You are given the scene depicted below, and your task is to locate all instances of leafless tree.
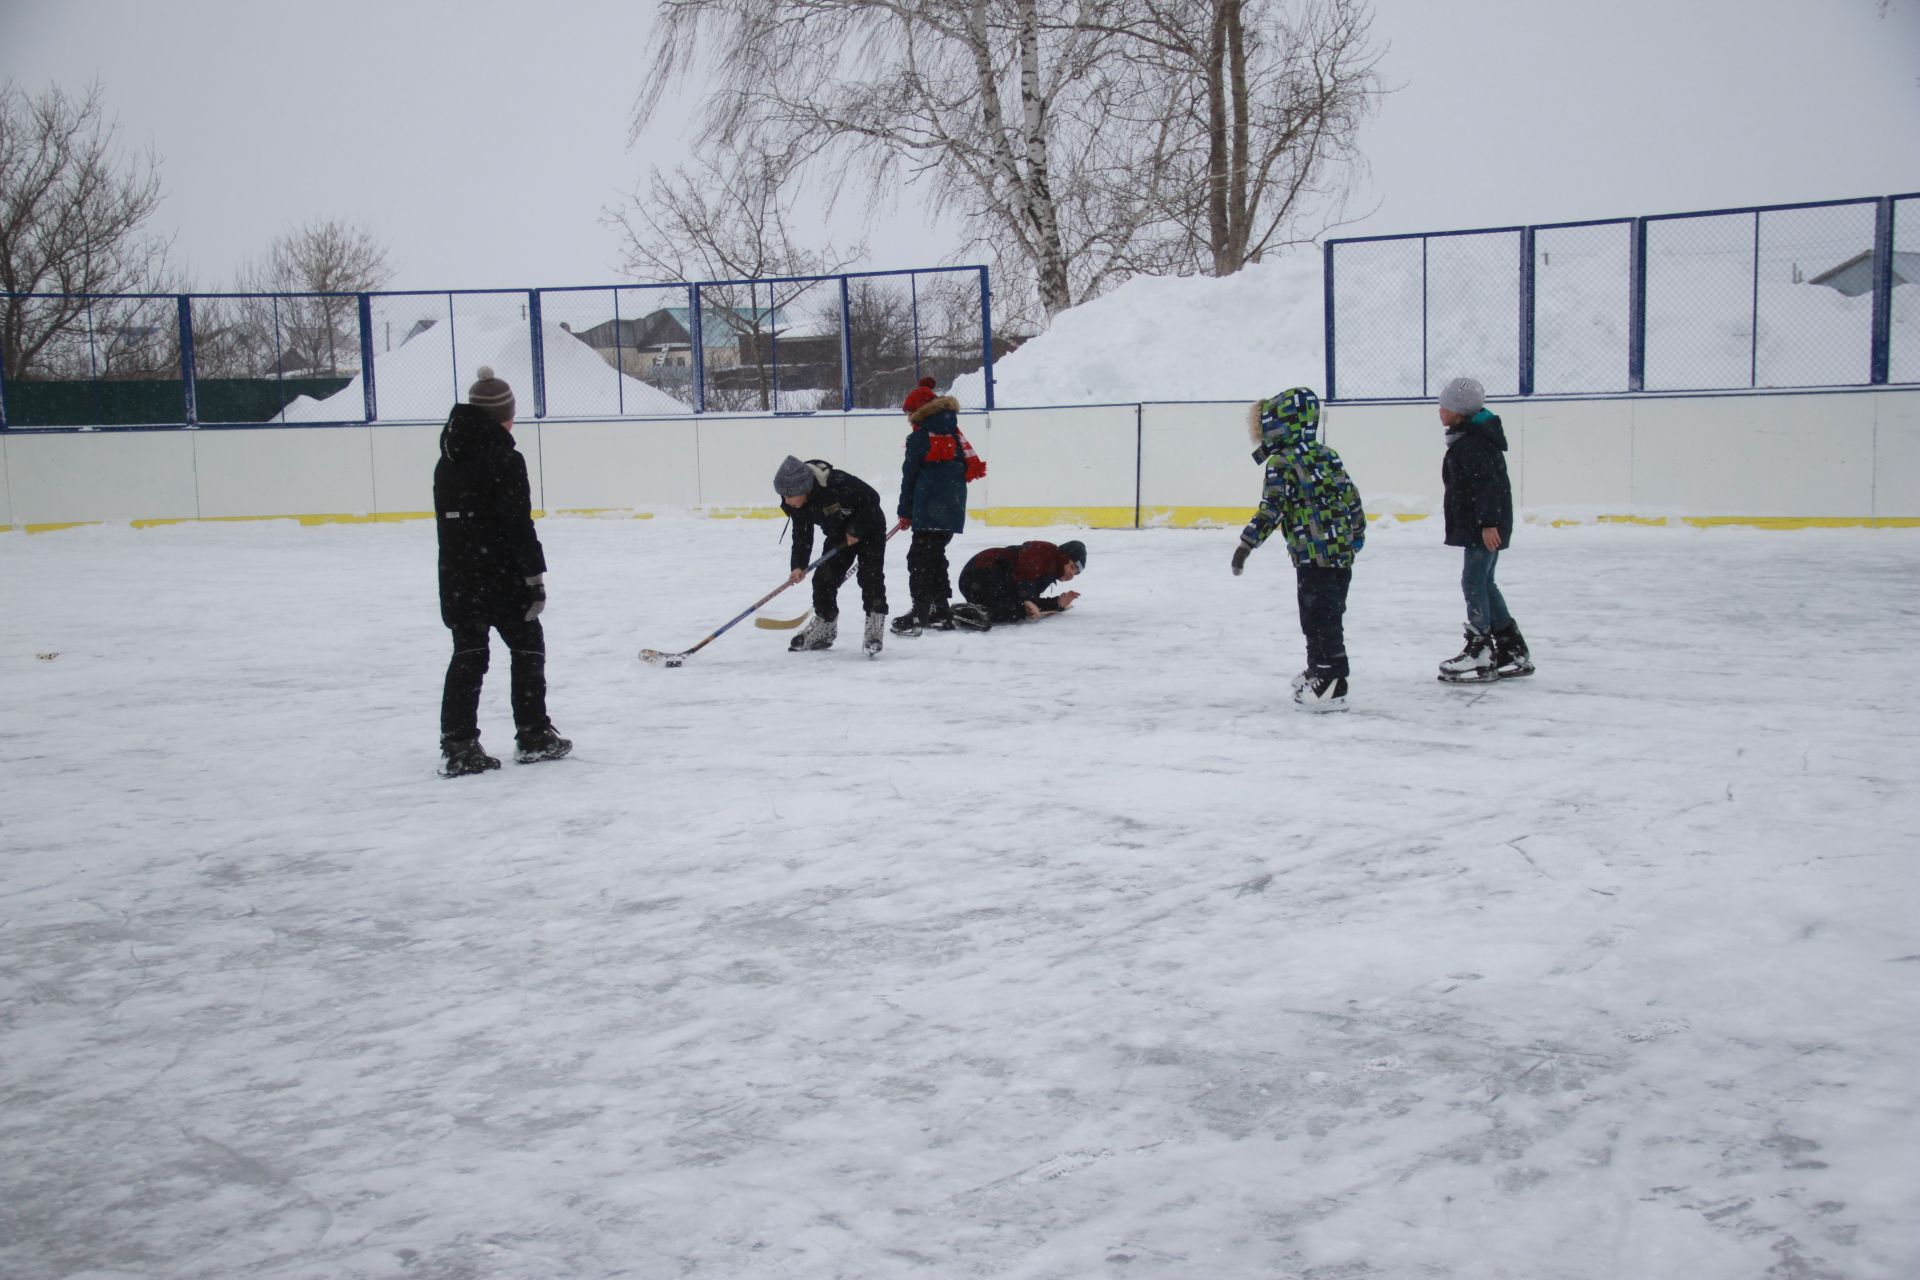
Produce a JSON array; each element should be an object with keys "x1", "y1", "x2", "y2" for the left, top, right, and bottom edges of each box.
[
  {"x1": 235, "y1": 218, "x2": 394, "y2": 375},
  {"x1": 635, "y1": 0, "x2": 1380, "y2": 320},
  {"x1": 1096, "y1": 0, "x2": 1383, "y2": 275},
  {"x1": 609, "y1": 142, "x2": 865, "y2": 409},
  {"x1": 0, "y1": 80, "x2": 173, "y2": 379}
]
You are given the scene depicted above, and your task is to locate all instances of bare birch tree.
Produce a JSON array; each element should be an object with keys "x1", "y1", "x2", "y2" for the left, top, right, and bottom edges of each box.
[
  {"x1": 0, "y1": 80, "x2": 172, "y2": 379},
  {"x1": 1097, "y1": 0, "x2": 1382, "y2": 275},
  {"x1": 635, "y1": 0, "x2": 1379, "y2": 319}
]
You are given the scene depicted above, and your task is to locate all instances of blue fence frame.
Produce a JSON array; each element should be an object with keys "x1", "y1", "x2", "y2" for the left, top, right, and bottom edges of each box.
[
  {"x1": 1324, "y1": 192, "x2": 1919, "y2": 402},
  {"x1": 0, "y1": 265, "x2": 995, "y2": 429}
]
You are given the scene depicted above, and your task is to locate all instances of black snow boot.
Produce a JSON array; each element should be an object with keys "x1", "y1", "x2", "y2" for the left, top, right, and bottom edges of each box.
[
  {"x1": 441, "y1": 735, "x2": 501, "y2": 778},
  {"x1": 515, "y1": 725, "x2": 573, "y2": 764},
  {"x1": 1492, "y1": 622, "x2": 1535, "y2": 679}
]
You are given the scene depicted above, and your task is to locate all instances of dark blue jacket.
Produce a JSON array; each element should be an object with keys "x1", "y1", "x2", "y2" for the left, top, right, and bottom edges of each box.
[
  {"x1": 897, "y1": 396, "x2": 969, "y2": 533},
  {"x1": 1441, "y1": 410, "x2": 1514, "y2": 548}
]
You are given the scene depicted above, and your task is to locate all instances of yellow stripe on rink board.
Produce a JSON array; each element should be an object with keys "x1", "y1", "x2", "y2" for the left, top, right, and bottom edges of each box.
[
  {"x1": 975, "y1": 507, "x2": 1139, "y2": 528},
  {"x1": 10, "y1": 510, "x2": 1918, "y2": 534}
]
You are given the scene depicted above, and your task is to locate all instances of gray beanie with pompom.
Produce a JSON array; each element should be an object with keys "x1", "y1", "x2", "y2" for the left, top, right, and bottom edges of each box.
[{"x1": 467, "y1": 366, "x2": 515, "y2": 423}]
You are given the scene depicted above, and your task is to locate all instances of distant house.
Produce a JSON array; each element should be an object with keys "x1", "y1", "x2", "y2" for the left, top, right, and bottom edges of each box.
[
  {"x1": 1807, "y1": 250, "x2": 1920, "y2": 297},
  {"x1": 565, "y1": 305, "x2": 805, "y2": 375}
]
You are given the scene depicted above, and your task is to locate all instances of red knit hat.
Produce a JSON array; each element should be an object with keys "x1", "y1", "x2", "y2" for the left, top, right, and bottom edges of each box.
[{"x1": 902, "y1": 376, "x2": 938, "y2": 415}]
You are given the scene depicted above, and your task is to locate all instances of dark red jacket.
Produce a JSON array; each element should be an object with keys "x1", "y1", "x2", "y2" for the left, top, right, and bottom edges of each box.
[{"x1": 959, "y1": 541, "x2": 1075, "y2": 622}]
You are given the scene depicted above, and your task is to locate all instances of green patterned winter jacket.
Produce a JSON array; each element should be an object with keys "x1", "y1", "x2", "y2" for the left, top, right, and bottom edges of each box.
[{"x1": 1239, "y1": 388, "x2": 1366, "y2": 569}]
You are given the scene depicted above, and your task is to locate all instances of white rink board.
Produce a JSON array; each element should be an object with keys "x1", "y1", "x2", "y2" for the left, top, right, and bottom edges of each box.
[
  {"x1": 538, "y1": 420, "x2": 700, "y2": 513},
  {"x1": 3, "y1": 389, "x2": 1917, "y2": 527},
  {"x1": 368, "y1": 423, "x2": 445, "y2": 516},
  {"x1": 5, "y1": 430, "x2": 200, "y2": 525},
  {"x1": 194, "y1": 427, "x2": 377, "y2": 521}
]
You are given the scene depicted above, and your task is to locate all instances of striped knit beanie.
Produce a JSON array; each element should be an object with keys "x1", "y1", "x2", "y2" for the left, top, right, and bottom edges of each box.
[{"x1": 468, "y1": 366, "x2": 516, "y2": 424}]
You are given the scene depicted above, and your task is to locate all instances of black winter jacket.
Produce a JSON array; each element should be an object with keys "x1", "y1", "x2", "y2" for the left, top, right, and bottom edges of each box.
[
  {"x1": 1441, "y1": 410, "x2": 1514, "y2": 549},
  {"x1": 787, "y1": 462, "x2": 889, "y2": 572},
  {"x1": 434, "y1": 404, "x2": 547, "y2": 627}
]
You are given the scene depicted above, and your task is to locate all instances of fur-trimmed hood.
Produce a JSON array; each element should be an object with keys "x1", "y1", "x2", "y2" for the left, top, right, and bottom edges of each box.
[
  {"x1": 1248, "y1": 387, "x2": 1321, "y2": 453},
  {"x1": 908, "y1": 394, "x2": 962, "y2": 426}
]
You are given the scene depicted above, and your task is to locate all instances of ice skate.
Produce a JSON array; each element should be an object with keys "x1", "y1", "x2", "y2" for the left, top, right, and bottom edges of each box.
[
  {"x1": 514, "y1": 725, "x2": 573, "y2": 764},
  {"x1": 1290, "y1": 669, "x2": 1311, "y2": 695},
  {"x1": 921, "y1": 598, "x2": 956, "y2": 631},
  {"x1": 440, "y1": 735, "x2": 501, "y2": 778},
  {"x1": 950, "y1": 603, "x2": 992, "y2": 631},
  {"x1": 1437, "y1": 628, "x2": 1496, "y2": 683},
  {"x1": 1294, "y1": 675, "x2": 1349, "y2": 711},
  {"x1": 789, "y1": 615, "x2": 838, "y2": 652},
  {"x1": 890, "y1": 605, "x2": 923, "y2": 637},
  {"x1": 1492, "y1": 622, "x2": 1535, "y2": 679},
  {"x1": 864, "y1": 611, "x2": 886, "y2": 657}
]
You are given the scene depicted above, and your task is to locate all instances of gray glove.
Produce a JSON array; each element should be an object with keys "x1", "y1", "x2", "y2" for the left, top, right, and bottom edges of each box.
[
  {"x1": 1230, "y1": 543, "x2": 1251, "y2": 576},
  {"x1": 524, "y1": 574, "x2": 547, "y2": 621}
]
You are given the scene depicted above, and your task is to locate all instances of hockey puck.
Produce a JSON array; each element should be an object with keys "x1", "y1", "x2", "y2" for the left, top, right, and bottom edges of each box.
[{"x1": 665, "y1": 657, "x2": 683, "y2": 667}]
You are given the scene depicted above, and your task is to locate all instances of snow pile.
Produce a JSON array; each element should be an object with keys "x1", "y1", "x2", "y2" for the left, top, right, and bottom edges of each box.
[
  {"x1": 282, "y1": 312, "x2": 690, "y2": 422},
  {"x1": 952, "y1": 250, "x2": 1326, "y2": 407}
]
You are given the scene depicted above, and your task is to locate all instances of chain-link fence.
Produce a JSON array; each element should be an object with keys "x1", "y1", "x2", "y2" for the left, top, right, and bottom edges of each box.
[
  {"x1": 0, "y1": 266, "x2": 993, "y2": 427},
  {"x1": 1326, "y1": 193, "x2": 1917, "y2": 401}
]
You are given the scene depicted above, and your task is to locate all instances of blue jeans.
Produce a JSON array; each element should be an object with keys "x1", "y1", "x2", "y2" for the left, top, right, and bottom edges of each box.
[{"x1": 1461, "y1": 543, "x2": 1512, "y2": 635}]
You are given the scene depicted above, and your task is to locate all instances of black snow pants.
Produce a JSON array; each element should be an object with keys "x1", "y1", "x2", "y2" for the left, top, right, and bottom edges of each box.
[
  {"x1": 1294, "y1": 564, "x2": 1352, "y2": 680},
  {"x1": 811, "y1": 535, "x2": 888, "y2": 621},
  {"x1": 441, "y1": 615, "x2": 551, "y2": 741},
  {"x1": 906, "y1": 530, "x2": 956, "y2": 606}
]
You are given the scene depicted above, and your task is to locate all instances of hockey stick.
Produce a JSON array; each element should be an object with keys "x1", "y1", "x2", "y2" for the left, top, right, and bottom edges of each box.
[
  {"x1": 752, "y1": 611, "x2": 811, "y2": 630},
  {"x1": 639, "y1": 526, "x2": 900, "y2": 666}
]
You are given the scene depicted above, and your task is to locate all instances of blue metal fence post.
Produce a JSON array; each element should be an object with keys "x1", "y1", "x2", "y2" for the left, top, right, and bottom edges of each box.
[
  {"x1": 528, "y1": 290, "x2": 547, "y2": 418},
  {"x1": 176, "y1": 295, "x2": 198, "y2": 426},
  {"x1": 358, "y1": 294, "x2": 378, "y2": 422},
  {"x1": 1628, "y1": 217, "x2": 1648, "y2": 392},
  {"x1": 688, "y1": 284, "x2": 706, "y2": 414},
  {"x1": 1518, "y1": 228, "x2": 1536, "y2": 397},
  {"x1": 839, "y1": 276, "x2": 854, "y2": 412},
  {"x1": 1322, "y1": 241, "x2": 1337, "y2": 400},
  {"x1": 1869, "y1": 197, "x2": 1895, "y2": 386},
  {"x1": 1749, "y1": 211, "x2": 1761, "y2": 389},
  {"x1": 1420, "y1": 237, "x2": 1430, "y2": 396},
  {"x1": 979, "y1": 267, "x2": 995, "y2": 411}
]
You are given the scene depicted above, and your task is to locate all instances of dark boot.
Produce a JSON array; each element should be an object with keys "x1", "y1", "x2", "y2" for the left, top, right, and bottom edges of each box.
[
  {"x1": 950, "y1": 603, "x2": 992, "y2": 631},
  {"x1": 890, "y1": 603, "x2": 924, "y2": 636},
  {"x1": 1492, "y1": 622, "x2": 1535, "y2": 678},
  {"x1": 922, "y1": 598, "x2": 956, "y2": 631},
  {"x1": 441, "y1": 735, "x2": 501, "y2": 778},
  {"x1": 515, "y1": 725, "x2": 573, "y2": 764}
]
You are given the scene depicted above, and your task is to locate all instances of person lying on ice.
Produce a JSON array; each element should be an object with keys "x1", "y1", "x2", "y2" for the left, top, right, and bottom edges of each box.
[
  {"x1": 951, "y1": 539, "x2": 1087, "y2": 630},
  {"x1": 773, "y1": 455, "x2": 892, "y2": 656}
]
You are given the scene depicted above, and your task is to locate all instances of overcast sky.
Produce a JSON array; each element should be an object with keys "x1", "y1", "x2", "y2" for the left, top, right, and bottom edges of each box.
[{"x1": 2, "y1": 0, "x2": 1915, "y2": 293}]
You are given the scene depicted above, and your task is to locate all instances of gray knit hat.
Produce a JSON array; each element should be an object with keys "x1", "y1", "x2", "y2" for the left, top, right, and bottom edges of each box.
[
  {"x1": 773, "y1": 455, "x2": 816, "y2": 499},
  {"x1": 1438, "y1": 376, "x2": 1485, "y2": 416},
  {"x1": 467, "y1": 366, "x2": 515, "y2": 423}
]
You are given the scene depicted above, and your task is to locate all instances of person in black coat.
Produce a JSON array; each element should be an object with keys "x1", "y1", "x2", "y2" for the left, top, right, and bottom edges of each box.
[
  {"x1": 774, "y1": 455, "x2": 891, "y2": 655},
  {"x1": 952, "y1": 539, "x2": 1086, "y2": 629},
  {"x1": 891, "y1": 376, "x2": 983, "y2": 636},
  {"x1": 1435, "y1": 376, "x2": 1534, "y2": 683},
  {"x1": 434, "y1": 368, "x2": 571, "y2": 775}
]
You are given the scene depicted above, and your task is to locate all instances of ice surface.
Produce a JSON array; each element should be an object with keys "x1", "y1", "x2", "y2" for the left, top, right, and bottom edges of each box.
[{"x1": 2, "y1": 517, "x2": 1917, "y2": 1279}]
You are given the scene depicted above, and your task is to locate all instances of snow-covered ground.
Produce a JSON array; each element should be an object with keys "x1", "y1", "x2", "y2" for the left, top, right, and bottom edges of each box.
[{"x1": 3, "y1": 516, "x2": 1917, "y2": 1280}]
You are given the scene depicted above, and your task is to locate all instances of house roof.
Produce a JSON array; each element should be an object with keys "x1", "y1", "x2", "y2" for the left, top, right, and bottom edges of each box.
[{"x1": 1807, "y1": 249, "x2": 1920, "y2": 297}]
